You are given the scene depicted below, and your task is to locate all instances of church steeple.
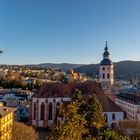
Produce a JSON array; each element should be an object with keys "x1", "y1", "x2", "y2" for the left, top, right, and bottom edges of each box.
[
  {"x1": 100, "y1": 41, "x2": 112, "y2": 65},
  {"x1": 103, "y1": 41, "x2": 110, "y2": 59},
  {"x1": 105, "y1": 41, "x2": 108, "y2": 50},
  {"x1": 99, "y1": 42, "x2": 114, "y2": 88}
]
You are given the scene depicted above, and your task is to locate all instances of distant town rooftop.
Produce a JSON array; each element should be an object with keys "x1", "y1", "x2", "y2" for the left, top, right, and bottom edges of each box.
[
  {"x1": 0, "y1": 106, "x2": 16, "y2": 118},
  {"x1": 116, "y1": 93, "x2": 140, "y2": 105}
]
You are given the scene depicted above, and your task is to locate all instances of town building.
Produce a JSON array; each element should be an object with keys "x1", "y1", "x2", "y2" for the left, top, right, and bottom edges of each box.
[
  {"x1": 99, "y1": 41, "x2": 115, "y2": 101},
  {"x1": 115, "y1": 93, "x2": 140, "y2": 120},
  {"x1": 30, "y1": 82, "x2": 124, "y2": 128},
  {"x1": 0, "y1": 90, "x2": 31, "y2": 122},
  {"x1": 30, "y1": 42, "x2": 124, "y2": 128},
  {"x1": 0, "y1": 106, "x2": 15, "y2": 140},
  {"x1": 99, "y1": 41, "x2": 114, "y2": 87}
]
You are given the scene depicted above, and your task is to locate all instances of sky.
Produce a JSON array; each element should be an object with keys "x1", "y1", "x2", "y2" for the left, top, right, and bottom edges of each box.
[{"x1": 0, "y1": 0, "x2": 140, "y2": 65}]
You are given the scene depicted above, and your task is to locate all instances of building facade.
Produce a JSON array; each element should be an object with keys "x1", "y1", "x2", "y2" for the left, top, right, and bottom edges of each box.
[
  {"x1": 0, "y1": 106, "x2": 15, "y2": 140},
  {"x1": 99, "y1": 42, "x2": 115, "y2": 101},
  {"x1": 30, "y1": 82, "x2": 124, "y2": 128},
  {"x1": 99, "y1": 41, "x2": 114, "y2": 87},
  {"x1": 115, "y1": 93, "x2": 140, "y2": 120}
]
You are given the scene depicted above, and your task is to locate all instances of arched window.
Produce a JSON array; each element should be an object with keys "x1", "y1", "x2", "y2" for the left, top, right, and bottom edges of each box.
[
  {"x1": 55, "y1": 102, "x2": 60, "y2": 121},
  {"x1": 112, "y1": 113, "x2": 115, "y2": 120},
  {"x1": 49, "y1": 103, "x2": 53, "y2": 120},
  {"x1": 40, "y1": 103, "x2": 45, "y2": 120},
  {"x1": 104, "y1": 114, "x2": 108, "y2": 123},
  {"x1": 107, "y1": 73, "x2": 110, "y2": 79},
  {"x1": 34, "y1": 102, "x2": 36, "y2": 120}
]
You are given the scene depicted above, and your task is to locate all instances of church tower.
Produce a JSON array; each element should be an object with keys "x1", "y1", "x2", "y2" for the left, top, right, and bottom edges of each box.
[{"x1": 99, "y1": 41, "x2": 114, "y2": 92}]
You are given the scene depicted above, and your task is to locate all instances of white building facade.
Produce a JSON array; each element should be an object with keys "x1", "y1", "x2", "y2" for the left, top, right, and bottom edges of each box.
[
  {"x1": 115, "y1": 93, "x2": 140, "y2": 120},
  {"x1": 30, "y1": 82, "x2": 124, "y2": 128}
]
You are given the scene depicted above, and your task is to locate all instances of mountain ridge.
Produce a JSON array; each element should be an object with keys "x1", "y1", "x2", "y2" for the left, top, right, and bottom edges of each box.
[{"x1": 74, "y1": 60, "x2": 140, "y2": 79}]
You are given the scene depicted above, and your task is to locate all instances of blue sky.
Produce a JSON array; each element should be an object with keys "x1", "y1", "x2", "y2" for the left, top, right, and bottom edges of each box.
[{"x1": 0, "y1": 0, "x2": 140, "y2": 64}]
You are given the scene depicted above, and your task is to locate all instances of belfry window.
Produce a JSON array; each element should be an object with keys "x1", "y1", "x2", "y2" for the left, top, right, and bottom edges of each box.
[
  {"x1": 103, "y1": 73, "x2": 105, "y2": 79},
  {"x1": 107, "y1": 73, "x2": 110, "y2": 79}
]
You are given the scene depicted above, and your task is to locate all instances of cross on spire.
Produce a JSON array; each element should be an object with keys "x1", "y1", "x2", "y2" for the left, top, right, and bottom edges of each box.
[
  {"x1": 105, "y1": 41, "x2": 108, "y2": 51},
  {"x1": 103, "y1": 41, "x2": 110, "y2": 59}
]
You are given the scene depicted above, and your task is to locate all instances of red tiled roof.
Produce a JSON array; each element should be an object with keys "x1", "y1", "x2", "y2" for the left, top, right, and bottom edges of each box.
[{"x1": 34, "y1": 81, "x2": 123, "y2": 112}]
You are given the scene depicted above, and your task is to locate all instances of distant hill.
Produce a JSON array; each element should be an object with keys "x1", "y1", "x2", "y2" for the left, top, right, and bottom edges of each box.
[
  {"x1": 74, "y1": 61, "x2": 140, "y2": 80},
  {"x1": 26, "y1": 63, "x2": 83, "y2": 71},
  {"x1": 25, "y1": 61, "x2": 140, "y2": 80}
]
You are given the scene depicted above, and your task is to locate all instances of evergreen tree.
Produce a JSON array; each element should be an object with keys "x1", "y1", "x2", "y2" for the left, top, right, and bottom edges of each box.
[
  {"x1": 82, "y1": 95, "x2": 105, "y2": 139},
  {"x1": 47, "y1": 91, "x2": 127, "y2": 140},
  {"x1": 47, "y1": 97, "x2": 86, "y2": 140}
]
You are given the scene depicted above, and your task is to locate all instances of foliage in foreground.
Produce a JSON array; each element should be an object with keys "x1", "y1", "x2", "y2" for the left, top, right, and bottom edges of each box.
[
  {"x1": 119, "y1": 120, "x2": 140, "y2": 139},
  {"x1": 46, "y1": 90, "x2": 127, "y2": 140},
  {"x1": 12, "y1": 122, "x2": 38, "y2": 140}
]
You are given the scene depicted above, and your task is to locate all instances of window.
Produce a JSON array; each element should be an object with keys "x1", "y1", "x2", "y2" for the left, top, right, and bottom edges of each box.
[
  {"x1": 102, "y1": 67, "x2": 105, "y2": 70},
  {"x1": 40, "y1": 103, "x2": 45, "y2": 120},
  {"x1": 103, "y1": 73, "x2": 105, "y2": 79},
  {"x1": 107, "y1": 73, "x2": 110, "y2": 79},
  {"x1": 104, "y1": 114, "x2": 108, "y2": 123},
  {"x1": 112, "y1": 113, "x2": 115, "y2": 120},
  {"x1": 34, "y1": 102, "x2": 36, "y2": 120},
  {"x1": 55, "y1": 102, "x2": 60, "y2": 121},
  {"x1": 49, "y1": 103, "x2": 53, "y2": 120}
]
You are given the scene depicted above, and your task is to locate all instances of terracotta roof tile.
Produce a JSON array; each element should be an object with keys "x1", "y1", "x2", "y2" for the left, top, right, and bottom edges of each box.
[{"x1": 34, "y1": 82, "x2": 123, "y2": 112}]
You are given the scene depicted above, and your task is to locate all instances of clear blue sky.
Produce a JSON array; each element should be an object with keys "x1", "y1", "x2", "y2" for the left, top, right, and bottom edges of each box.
[{"x1": 0, "y1": 0, "x2": 140, "y2": 64}]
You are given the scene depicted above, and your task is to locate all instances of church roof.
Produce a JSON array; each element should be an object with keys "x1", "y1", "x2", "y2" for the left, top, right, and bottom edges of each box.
[
  {"x1": 34, "y1": 82, "x2": 123, "y2": 113},
  {"x1": 100, "y1": 58, "x2": 112, "y2": 65}
]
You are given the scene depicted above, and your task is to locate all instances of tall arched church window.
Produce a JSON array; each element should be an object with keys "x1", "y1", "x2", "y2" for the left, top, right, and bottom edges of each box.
[
  {"x1": 40, "y1": 103, "x2": 45, "y2": 120},
  {"x1": 55, "y1": 102, "x2": 60, "y2": 121},
  {"x1": 34, "y1": 102, "x2": 36, "y2": 120},
  {"x1": 112, "y1": 113, "x2": 116, "y2": 120},
  {"x1": 49, "y1": 103, "x2": 53, "y2": 120},
  {"x1": 104, "y1": 113, "x2": 108, "y2": 123}
]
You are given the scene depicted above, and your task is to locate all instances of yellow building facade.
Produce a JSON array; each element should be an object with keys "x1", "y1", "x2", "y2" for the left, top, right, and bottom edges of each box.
[{"x1": 0, "y1": 107, "x2": 15, "y2": 140}]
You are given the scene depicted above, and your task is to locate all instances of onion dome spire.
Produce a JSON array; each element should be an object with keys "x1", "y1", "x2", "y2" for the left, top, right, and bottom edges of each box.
[
  {"x1": 100, "y1": 41, "x2": 112, "y2": 65},
  {"x1": 105, "y1": 41, "x2": 108, "y2": 51},
  {"x1": 103, "y1": 41, "x2": 110, "y2": 59}
]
